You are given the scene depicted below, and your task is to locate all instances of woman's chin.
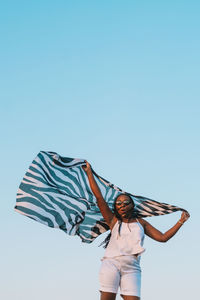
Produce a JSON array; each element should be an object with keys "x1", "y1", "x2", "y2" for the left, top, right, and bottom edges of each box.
[
  {"x1": 120, "y1": 210, "x2": 133, "y2": 219},
  {"x1": 121, "y1": 212, "x2": 129, "y2": 218}
]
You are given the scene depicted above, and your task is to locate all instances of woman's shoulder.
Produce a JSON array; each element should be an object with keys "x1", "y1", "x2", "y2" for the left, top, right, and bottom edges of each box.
[
  {"x1": 137, "y1": 218, "x2": 150, "y2": 228},
  {"x1": 110, "y1": 216, "x2": 118, "y2": 230}
]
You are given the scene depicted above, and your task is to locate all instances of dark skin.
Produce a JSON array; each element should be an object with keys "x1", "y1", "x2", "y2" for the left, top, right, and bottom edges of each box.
[{"x1": 82, "y1": 161, "x2": 190, "y2": 300}]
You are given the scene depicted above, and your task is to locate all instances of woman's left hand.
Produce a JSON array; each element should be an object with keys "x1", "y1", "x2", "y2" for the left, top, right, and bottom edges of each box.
[{"x1": 179, "y1": 211, "x2": 190, "y2": 224}]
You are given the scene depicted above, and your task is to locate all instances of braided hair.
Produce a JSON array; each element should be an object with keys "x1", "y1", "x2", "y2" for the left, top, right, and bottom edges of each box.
[{"x1": 99, "y1": 193, "x2": 136, "y2": 248}]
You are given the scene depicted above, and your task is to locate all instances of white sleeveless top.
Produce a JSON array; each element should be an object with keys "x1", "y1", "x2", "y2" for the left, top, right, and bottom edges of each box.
[{"x1": 103, "y1": 219, "x2": 145, "y2": 258}]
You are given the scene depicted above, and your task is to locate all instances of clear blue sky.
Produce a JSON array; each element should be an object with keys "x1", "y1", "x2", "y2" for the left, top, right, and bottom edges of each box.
[{"x1": 1, "y1": 1, "x2": 200, "y2": 300}]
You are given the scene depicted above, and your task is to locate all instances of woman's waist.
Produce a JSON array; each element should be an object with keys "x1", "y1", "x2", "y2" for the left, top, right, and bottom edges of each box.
[
  {"x1": 101, "y1": 254, "x2": 142, "y2": 264},
  {"x1": 103, "y1": 245, "x2": 145, "y2": 258},
  {"x1": 105, "y1": 240, "x2": 145, "y2": 252}
]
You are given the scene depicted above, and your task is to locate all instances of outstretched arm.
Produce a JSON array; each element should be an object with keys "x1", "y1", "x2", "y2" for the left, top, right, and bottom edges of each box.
[
  {"x1": 141, "y1": 211, "x2": 190, "y2": 242},
  {"x1": 82, "y1": 161, "x2": 114, "y2": 228}
]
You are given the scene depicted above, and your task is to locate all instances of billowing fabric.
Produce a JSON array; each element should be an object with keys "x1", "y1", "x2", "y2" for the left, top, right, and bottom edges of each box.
[{"x1": 15, "y1": 151, "x2": 186, "y2": 243}]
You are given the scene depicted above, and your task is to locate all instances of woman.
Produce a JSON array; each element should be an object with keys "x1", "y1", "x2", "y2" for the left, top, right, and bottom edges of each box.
[{"x1": 82, "y1": 161, "x2": 190, "y2": 300}]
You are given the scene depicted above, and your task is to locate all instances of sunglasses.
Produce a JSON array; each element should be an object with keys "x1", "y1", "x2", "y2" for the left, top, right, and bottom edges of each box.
[{"x1": 115, "y1": 200, "x2": 132, "y2": 206}]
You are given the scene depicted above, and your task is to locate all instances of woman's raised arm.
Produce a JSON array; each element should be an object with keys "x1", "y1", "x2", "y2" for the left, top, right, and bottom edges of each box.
[
  {"x1": 140, "y1": 211, "x2": 190, "y2": 242},
  {"x1": 82, "y1": 161, "x2": 114, "y2": 228}
]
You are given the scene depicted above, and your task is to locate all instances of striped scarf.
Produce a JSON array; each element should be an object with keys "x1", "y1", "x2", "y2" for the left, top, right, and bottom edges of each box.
[{"x1": 15, "y1": 151, "x2": 186, "y2": 243}]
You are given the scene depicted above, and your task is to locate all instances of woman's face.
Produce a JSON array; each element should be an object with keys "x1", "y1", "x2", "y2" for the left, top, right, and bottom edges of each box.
[{"x1": 115, "y1": 194, "x2": 134, "y2": 218}]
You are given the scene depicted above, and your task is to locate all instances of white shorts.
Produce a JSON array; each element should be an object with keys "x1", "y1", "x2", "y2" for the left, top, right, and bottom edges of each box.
[{"x1": 99, "y1": 255, "x2": 141, "y2": 297}]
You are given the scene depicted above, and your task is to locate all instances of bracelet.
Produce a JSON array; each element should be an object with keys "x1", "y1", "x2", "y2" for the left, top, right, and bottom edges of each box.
[{"x1": 178, "y1": 220, "x2": 184, "y2": 225}]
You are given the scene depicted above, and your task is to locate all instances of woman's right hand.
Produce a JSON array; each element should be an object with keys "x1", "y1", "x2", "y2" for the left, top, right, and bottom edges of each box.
[{"x1": 82, "y1": 160, "x2": 92, "y2": 173}]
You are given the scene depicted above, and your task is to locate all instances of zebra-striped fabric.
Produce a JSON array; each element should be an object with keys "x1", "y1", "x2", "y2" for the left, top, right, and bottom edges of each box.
[{"x1": 15, "y1": 151, "x2": 186, "y2": 243}]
